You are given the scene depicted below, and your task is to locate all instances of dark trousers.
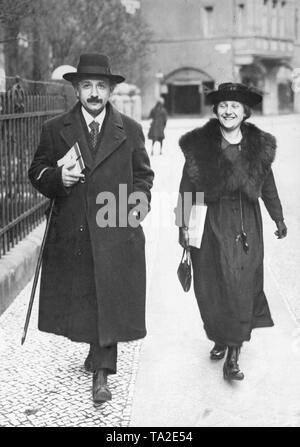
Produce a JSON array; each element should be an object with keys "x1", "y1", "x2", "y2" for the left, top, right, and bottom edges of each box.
[{"x1": 89, "y1": 343, "x2": 117, "y2": 375}]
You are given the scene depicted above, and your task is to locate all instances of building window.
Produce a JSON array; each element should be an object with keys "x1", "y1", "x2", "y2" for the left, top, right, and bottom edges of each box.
[
  {"x1": 271, "y1": 0, "x2": 278, "y2": 36},
  {"x1": 262, "y1": 0, "x2": 269, "y2": 35},
  {"x1": 202, "y1": 6, "x2": 214, "y2": 37},
  {"x1": 279, "y1": 1, "x2": 286, "y2": 37},
  {"x1": 235, "y1": 3, "x2": 246, "y2": 34}
]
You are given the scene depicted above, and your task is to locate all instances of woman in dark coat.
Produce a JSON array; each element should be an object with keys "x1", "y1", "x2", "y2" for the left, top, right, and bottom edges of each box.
[
  {"x1": 148, "y1": 97, "x2": 168, "y2": 155},
  {"x1": 176, "y1": 83, "x2": 287, "y2": 381}
]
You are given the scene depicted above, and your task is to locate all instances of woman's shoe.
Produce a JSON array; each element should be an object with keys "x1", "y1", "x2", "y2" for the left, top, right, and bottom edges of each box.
[
  {"x1": 223, "y1": 347, "x2": 244, "y2": 381},
  {"x1": 210, "y1": 343, "x2": 227, "y2": 360}
]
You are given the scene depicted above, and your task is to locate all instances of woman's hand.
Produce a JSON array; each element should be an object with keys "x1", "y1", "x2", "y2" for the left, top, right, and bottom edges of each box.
[
  {"x1": 275, "y1": 220, "x2": 287, "y2": 239},
  {"x1": 179, "y1": 227, "x2": 190, "y2": 248}
]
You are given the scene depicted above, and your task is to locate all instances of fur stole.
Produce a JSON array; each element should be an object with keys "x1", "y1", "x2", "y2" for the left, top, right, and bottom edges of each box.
[{"x1": 179, "y1": 118, "x2": 276, "y2": 201}]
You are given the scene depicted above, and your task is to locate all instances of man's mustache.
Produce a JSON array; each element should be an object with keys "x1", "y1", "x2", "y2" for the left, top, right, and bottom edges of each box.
[{"x1": 87, "y1": 97, "x2": 103, "y2": 103}]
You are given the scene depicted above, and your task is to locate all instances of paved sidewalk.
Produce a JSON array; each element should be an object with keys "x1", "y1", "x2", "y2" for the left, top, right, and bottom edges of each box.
[
  {"x1": 0, "y1": 116, "x2": 299, "y2": 427},
  {"x1": 130, "y1": 220, "x2": 300, "y2": 427},
  {"x1": 0, "y1": 281, "x2": 141, "y2": 427}
]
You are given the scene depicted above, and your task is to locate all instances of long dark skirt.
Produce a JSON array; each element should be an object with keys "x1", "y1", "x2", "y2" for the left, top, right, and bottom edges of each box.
[{"x1": 190, "y1": 194, "x2": 274, "y2": 347}]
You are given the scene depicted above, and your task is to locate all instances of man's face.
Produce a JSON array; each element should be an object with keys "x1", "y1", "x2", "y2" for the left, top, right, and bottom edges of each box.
[
  {"x1": 216, "y1": 101, "x2": 245, "y2": 131},
  {"x1": 75, "y1": 77, "x2": 113, "y2": 116}
]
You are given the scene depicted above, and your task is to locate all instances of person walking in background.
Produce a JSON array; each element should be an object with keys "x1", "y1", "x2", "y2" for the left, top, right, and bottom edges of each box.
[
  {"x1": 148, "y1": 97, "x2": 168, "y2": 156},
  {"x1": 176, "y1": 83, "x2": 287, "y2": 381},
  {"x1": 28, "y1": 53, "x2": 154, "y2": 404}
]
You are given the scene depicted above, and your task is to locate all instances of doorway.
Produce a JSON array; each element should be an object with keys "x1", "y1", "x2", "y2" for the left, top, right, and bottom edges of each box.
[
  {"x1": 162, "y1": 67, "x2": 214, "y2": 116},
  {"x1": 169, "y1": 84, "x2": 200, "y2": 114}
]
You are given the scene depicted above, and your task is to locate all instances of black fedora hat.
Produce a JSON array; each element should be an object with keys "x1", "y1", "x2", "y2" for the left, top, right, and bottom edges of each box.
[
  {"x1": 206, "y1": 82, "x2": 263, "y2": 107},
  {"x1": 63, "y1": 53, "x2": 125, "y2": 84}
]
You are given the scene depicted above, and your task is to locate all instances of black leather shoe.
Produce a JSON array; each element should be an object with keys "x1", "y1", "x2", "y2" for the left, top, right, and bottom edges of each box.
[
  {"x1": 84, "y1": 352, "x2": 95, "y2": 373},
  {"x1": 223, "y1": 347, "x2": 244, "y2": 381},
  {"x1": 210, "y1": 344, "x2": 227, "y2": 360},
  {"x1": 93, "y1": 369, "x2": 112, "y2": 403}
]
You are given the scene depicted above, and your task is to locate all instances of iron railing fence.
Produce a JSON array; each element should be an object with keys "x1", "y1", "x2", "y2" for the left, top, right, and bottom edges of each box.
[{"x1": 0, "y1": 77, "x2": 71, "y2": 258}]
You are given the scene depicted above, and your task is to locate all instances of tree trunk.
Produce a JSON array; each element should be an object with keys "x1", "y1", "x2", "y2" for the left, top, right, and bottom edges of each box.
[
  {"x1": 32, "y1": 13, "x2": 42, "y2": 81},
  {"x1": 3, "y1": 20, "x2": 20, "y2": 76}
]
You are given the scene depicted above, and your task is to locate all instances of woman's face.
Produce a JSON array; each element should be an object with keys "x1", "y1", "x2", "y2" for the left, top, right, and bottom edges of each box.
[{"x1": 216, "y1": 101, "x2": 245, "y2": 131}]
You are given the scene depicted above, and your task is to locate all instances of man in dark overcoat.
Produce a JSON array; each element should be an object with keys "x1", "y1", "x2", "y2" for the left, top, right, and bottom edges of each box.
[{"x1": 28, "y1": 53, "x2": 154, "y2": 403}]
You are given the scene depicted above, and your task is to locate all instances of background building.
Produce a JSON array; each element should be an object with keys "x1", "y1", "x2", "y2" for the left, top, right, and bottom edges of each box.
[{"x1": 140, "y1": 0, "x2": 300, "y2": 117}]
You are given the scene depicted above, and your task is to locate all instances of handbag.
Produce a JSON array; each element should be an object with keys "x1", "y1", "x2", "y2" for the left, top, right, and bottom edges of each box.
[{"x1": 177, "y1": 247, "x2": 192, "y2": 292}]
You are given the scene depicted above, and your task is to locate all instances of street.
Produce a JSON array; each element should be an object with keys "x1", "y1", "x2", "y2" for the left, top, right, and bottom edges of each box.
[{"x1": 0, "y1": 115, "x2": 300, "y2": 427}]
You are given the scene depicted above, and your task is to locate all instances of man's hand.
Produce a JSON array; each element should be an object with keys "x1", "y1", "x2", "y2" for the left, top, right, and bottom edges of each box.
[
  {"x1": 179, "y1": 227, "x2": 190, "y2": 249},
  {"x1": 62, "y1": 160, "x2": 85, "y2": 188},
  {"x1": 275, "y1": 220, "x2": 287, "y2": 239}
]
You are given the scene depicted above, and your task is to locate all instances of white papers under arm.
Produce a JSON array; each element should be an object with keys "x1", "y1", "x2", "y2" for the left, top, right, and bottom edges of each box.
[{"x1": 188, "y1": 204, "x2": 208, "y2": 249}]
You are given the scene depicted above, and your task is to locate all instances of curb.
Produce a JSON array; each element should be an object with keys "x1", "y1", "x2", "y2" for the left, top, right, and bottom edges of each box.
[{"x1": 0, "y1": 222, "x2": 45, "y2": 316}]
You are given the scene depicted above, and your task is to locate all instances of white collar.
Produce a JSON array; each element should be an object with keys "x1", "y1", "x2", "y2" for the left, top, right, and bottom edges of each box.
[{"x1": 81, "y1": 105, "x2": 106, "y2": 131}]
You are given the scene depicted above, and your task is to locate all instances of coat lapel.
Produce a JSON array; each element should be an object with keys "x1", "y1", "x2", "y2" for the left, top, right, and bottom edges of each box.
[
  {"x1": 91, "y1": 103, "x2": 127, "y2": 174},
  {"x1": 60, "y1": 103, "x2": 93, "y2": 170}
]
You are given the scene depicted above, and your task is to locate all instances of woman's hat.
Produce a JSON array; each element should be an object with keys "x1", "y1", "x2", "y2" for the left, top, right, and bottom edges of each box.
[
  {"x1": 206, "y1": 82, "x2": 263, "y2": 107},
  {"x1": 63, "y1": 53, "x2": 125, "y2": 84}
]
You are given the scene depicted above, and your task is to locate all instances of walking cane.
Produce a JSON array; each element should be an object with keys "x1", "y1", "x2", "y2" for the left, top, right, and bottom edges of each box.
[{"x1": 21, "y1": 199, "x2": 55, "y2": 345}]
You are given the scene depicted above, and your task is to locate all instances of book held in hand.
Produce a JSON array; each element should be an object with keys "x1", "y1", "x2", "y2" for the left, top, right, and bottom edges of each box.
[{"x1": 57, "y1": 142, "x2": 85, "y2": 175}]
